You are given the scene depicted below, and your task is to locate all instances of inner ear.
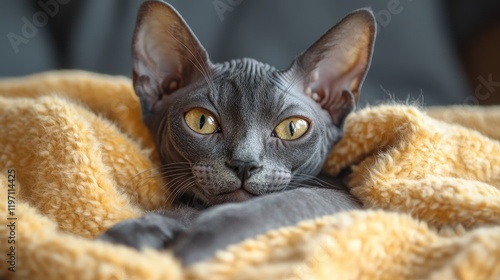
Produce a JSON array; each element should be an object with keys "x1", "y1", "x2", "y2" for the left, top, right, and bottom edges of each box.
[
  {"x1": 132, "y1": 1, "x2": 211, "y2": 117},
  {"x1": 287, "y1": 9, "x2": 376, "y2": 126}
]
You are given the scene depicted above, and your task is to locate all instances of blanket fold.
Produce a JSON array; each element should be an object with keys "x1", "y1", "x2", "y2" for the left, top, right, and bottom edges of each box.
[
  {"x1": 323, "y1": 105, "x2": 500, "y2": 229},
  {"x1": 0, "y1": 71, "x2": 499, "y2": 280}
]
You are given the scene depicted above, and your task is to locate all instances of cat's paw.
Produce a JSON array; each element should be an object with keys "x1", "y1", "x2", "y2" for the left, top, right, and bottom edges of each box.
[{"x1": 97, "y1": 213, "x2": 185, "y2": 250}]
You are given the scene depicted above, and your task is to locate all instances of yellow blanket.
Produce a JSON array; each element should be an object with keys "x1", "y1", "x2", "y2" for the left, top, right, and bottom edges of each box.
[{"x1": 0, "y1": 71, "x2": 499, "y2": 280}]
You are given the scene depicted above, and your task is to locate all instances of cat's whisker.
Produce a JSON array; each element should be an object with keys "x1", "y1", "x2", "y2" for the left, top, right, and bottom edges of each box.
[
  {"x1": 289, "y1": 174, "x2": 358, "y2": 203},
  {"x1": 158, "y1": 166, "x2": 193, "y2": 172},
  {"x1": 122, "y1": 167, "x2": 161, "y2": 189},
  {"x1": 286, "y1": 182, "x2": 313, "y2": 190},
  {"x1": 173, "y1": 181, "x2": 197, "y2": 203},
  {"x1": 124, "y1": 169, "x2": 164, "y2": 192},
  {"x1": 158, "y1": 162, "x2": 192, "y2": 166},
  {"x1": 165, "y1": 187, "x2": 180, "y2": 205},
  {"x1": 166, "y1": 177, "x2": 196, "y2": 204},
  {"x1": 143, "y1": 164, "x2": 192, "y2": 178},
  {"x1": 164, "y1": 172, "x2": 193, "y2": 187},
  {"x1": 160, "y1": 170, "x2": 194, "y2": 179},
  {"x1": 125, "y1": 163, "x2": 194, "y2": 207},
  {"x1": 134, "y1": 171, "x2": 192, "y2": 195},
  {"x1": 122, "y1": 162, "x2": 192, "y2": 188},
  {"x1": 290, "y1": 173, "x2": 336, "y2": 189},
  {"x1": 128, "y1": 167, "x2": 191, "y2": 187},
  {"x1": 156, "y1": 164, "x2": 193, "y2": 173},
  {"x1": 152, "y1": 172, "x2": 193, "y2": 203},
  {"x1": 145, "y1": 162, "x2": 192, "y2": 172},
  {"x1": 142, "y1": 187, "x2": 172, "y2": 210},
  {"x1": 164, "y1": 172, "x2": 194, "y2": 188}
]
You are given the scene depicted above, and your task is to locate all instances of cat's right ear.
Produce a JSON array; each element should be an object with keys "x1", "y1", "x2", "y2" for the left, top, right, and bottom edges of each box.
[
  {"x1": 286, "y1": 9, "x2": 376, "y2": 126},
  {"x1": 132, "y1": 1, "x2": 211, "y2": 117}
]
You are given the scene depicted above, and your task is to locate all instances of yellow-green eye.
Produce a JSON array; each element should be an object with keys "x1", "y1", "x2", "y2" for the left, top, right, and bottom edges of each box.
[
  {"x1": 274, "y1": 117, "x2": 309, "y2": 140},
  {"x1": 184, "y1": 108, "x2": 220, "y2": 134}
]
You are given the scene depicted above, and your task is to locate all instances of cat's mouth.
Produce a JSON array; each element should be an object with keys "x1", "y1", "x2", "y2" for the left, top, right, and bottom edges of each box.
[
  {"x1": 214, "y1": 189, "x2": 256, "y2": 204},
  {"x1": 176, "y1": 188, "x2": 257, "y2": 209}
]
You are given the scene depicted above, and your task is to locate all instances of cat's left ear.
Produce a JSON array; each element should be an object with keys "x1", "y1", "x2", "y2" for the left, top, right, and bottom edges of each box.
[
  {"x1": 132, "y1": 1, "x2": 211, "y2": 117},
  {"x1": 288, "y1": 9, "x2": 376, "y2": 125}
]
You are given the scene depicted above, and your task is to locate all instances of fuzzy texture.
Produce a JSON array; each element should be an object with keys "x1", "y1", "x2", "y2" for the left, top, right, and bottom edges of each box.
[{"x1": 0, "y1": 71, "x2": 499, "y2": 280}]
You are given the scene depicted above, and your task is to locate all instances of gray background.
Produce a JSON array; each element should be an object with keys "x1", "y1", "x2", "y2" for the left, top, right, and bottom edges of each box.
[{"x1": 1, "y1": 0, "x2": 498, "y2": 105}]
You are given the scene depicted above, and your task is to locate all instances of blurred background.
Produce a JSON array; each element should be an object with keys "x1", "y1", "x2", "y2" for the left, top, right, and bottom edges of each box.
[{"x1": 0, "y1": 0, "x2": 499, "y2": 105}]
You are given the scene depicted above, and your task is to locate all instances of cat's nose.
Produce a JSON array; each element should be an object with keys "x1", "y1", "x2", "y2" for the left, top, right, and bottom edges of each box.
[{"x1": 226, "y1": 160, "x2": 262, "y2": 182}]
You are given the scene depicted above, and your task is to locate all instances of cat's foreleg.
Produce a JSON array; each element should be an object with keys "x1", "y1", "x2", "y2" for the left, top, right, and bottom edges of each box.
[
  {"x1": 173, "y1": 187, "x2": 361, "y2": 265},
  {"x1": 97, "y1": 207, "x2": 200, "y2": 250}
]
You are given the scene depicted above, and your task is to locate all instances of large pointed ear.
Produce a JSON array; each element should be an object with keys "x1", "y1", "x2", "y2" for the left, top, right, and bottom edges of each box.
[
  {"x1": 132, "y1": 1, "x2": 211, "y2": 117},
  {"x1": 288, "y1": 9, "x2": 376, "y2": 126}
]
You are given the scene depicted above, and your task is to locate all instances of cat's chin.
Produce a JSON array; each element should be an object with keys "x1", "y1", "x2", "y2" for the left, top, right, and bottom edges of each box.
[{"x1": 212, "y1": 189, "x2": 256, "y2": 205}]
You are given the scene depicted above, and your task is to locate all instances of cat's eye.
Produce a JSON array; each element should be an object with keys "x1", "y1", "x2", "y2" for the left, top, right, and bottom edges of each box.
[
  {"x1": 184, "y1": 108, "x2": 220, "y2": 135},
  {"x1": 273, "y1": 117, "x2": 309, "y2": 140}
]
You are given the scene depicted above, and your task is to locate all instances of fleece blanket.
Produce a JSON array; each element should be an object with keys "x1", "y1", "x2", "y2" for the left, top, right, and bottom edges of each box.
[{"x1": 0, "y1": 70, "x2": 499, "y2": 280}]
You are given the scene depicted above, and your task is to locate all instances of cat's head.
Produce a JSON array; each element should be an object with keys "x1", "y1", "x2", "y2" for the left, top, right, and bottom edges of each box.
[{"x1": 132, "y1": 1, "x2": 376, "y2": 206}]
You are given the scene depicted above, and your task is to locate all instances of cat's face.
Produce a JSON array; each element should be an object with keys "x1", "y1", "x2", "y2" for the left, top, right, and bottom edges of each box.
[
  {"x1": 132, "y1": 1, "x2": 376, "y2": 206},
  {"x1": 147, "y1": 60, "x2": 343, "y2": 205}
]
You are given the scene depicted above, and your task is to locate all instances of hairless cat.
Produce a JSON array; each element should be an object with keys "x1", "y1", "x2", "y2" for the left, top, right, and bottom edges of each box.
[{"x1": 99, "y1": 0, "x2": 376, "y2": 265}]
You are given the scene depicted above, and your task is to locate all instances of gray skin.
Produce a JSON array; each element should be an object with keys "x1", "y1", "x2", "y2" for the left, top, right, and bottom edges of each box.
[{"x1": 98, "y1": 1, "x2": 376, "y2": 266}]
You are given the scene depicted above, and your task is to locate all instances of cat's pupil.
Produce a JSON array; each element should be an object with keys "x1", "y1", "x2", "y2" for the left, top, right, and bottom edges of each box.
[
  {"x1": 289, "y1": 121, "x2": 295, "y2": 136},
  {"x1": 200, "y1": 114, "x2": 206, "y2": 129}
]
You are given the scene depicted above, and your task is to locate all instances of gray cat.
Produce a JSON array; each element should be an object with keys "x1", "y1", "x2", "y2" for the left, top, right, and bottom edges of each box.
[{"x1": 98, "y1": 0, "x2": 376, "y2": 265}]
